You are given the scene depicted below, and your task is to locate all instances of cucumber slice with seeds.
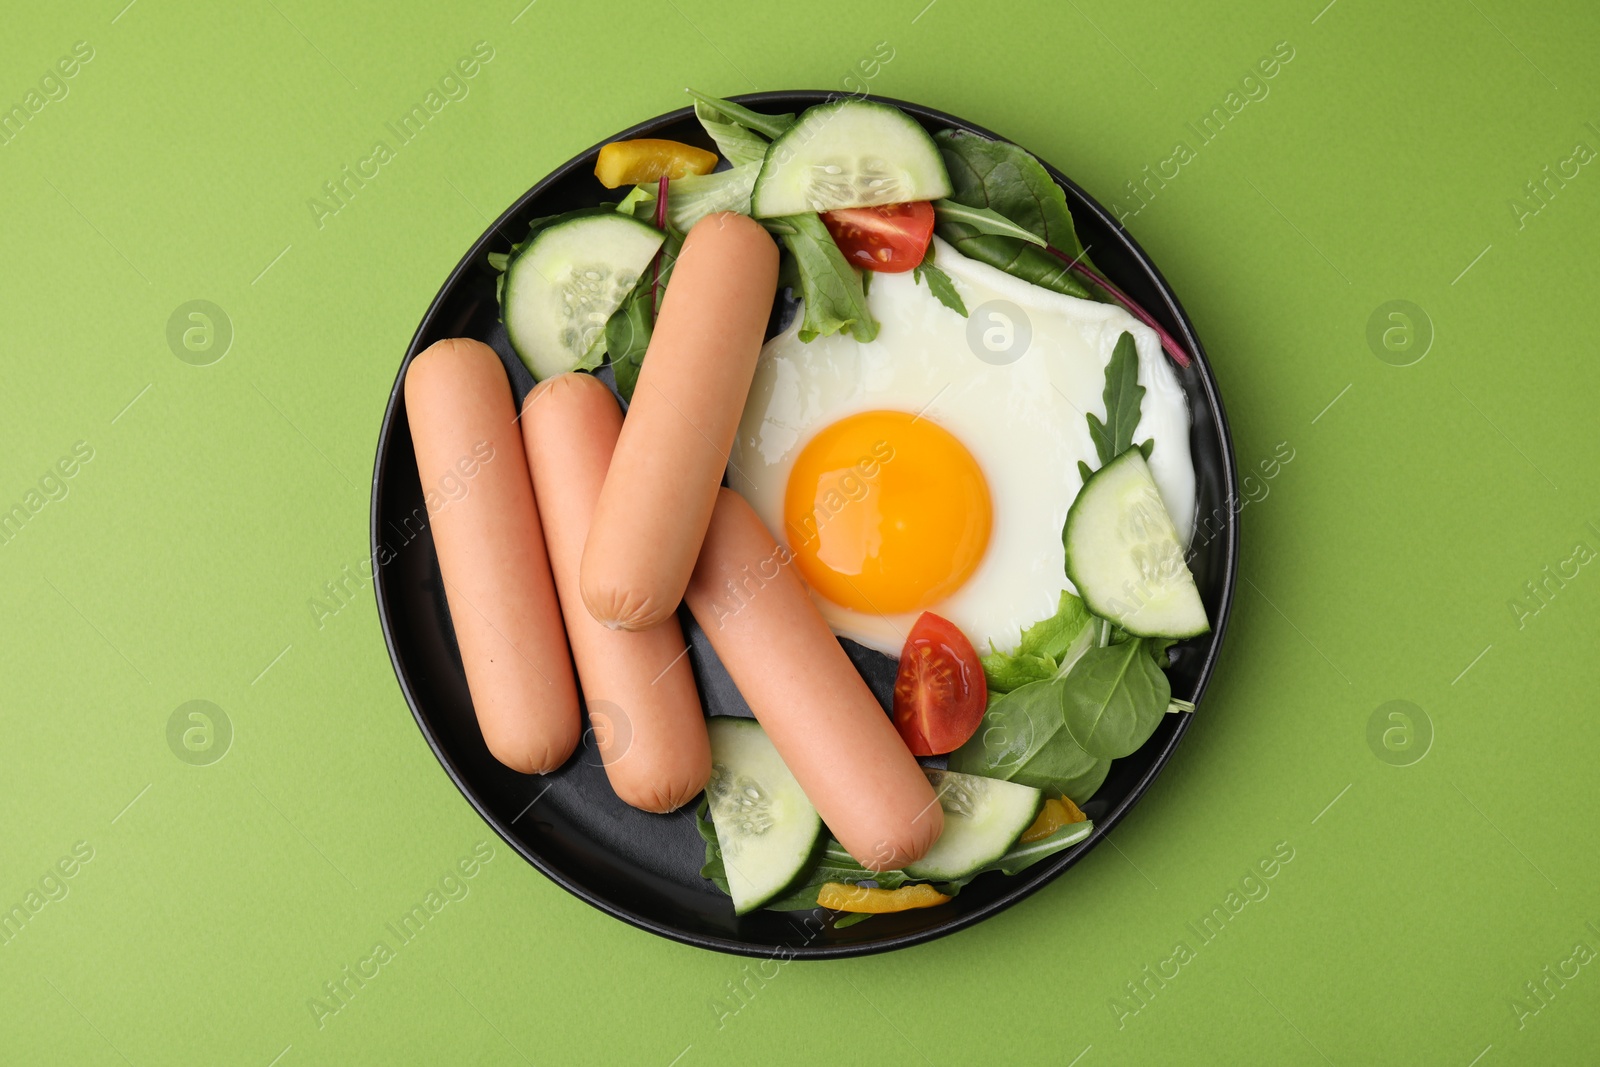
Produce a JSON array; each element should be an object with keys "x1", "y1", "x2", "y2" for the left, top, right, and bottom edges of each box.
[
  {"x1": 705, "y1": 718, "x2": 823, "y2": 915},
  {"x1": 903, "y1": 770, "x2": 1042, "y2": 882},
  {"x1": 750, "y1": 99, "x2": 952, "y2": 217},
  {"x1": 1064, "y1": 449, "x2": 1210, "y2": 638},
  {"x1": 499, "y1": 212, "x2": 664, "y2": 381}
]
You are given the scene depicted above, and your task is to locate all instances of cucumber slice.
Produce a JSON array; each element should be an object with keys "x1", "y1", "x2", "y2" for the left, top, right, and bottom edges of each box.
[
  {"x1": 705, "y1": 718, "x2": 823, "y2": 915},
  {"x1": 750, "y1": 99, "x2": 952, "y2": 217},
  {"x1": 903, "y1": 770, "x2": 1042, "y2": 882},
  {"x1": 499, "y1": 212, "x2": 664, "y2": 381},
  {"x1": 1064, "y1": 449, "x2": 1210, "y2": 639}
]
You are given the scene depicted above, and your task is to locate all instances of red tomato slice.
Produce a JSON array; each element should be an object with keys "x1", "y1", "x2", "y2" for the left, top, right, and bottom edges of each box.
[
  {"x1": 892, "y1": 612, "x2": 986, "y2": 756},
  {"x1": 819, "y1": 201, "x2": 936, "y2": 273}
]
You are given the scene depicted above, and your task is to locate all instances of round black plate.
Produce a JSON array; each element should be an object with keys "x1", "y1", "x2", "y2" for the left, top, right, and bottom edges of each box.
[{"x1": 371, "y1": 91, "x2": 1238, "y2": 959}]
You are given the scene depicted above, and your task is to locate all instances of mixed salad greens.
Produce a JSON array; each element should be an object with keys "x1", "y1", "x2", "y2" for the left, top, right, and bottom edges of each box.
[{"x1": 487, "y1": 90, "x2": 1208, "y2": 924}]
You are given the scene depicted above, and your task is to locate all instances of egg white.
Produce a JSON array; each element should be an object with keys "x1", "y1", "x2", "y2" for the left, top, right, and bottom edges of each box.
[{"x1": 728, "y1": 236, "x2": 1195, "y2": 657}]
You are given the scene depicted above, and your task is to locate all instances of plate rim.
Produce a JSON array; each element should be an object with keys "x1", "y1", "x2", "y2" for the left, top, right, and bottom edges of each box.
[{"x1": 370, "y1": 89, "x2": 1239, "y2": 959}]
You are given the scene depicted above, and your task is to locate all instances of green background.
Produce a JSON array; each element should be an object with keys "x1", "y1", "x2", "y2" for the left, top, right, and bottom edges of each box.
[{"x1": 3, "y1": 0, "x2": 1596, "y2": 1062}]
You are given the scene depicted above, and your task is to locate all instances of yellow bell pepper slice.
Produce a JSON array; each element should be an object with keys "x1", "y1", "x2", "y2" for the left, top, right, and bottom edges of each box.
[
  {"x1": 816, "y1": 882, "x2": 951, "y2": 914},
  {"x1": 1019, "y1": 796, "x2": 1088, "y2": 843},
  {"x1": 594, "y1": 139, "x2": 719, "y2": 188}
]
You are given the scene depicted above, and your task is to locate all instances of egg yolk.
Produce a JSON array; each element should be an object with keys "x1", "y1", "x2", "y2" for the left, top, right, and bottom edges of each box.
[{"x1": 783, "y1": 410, "x2": 992, "y2": 616}]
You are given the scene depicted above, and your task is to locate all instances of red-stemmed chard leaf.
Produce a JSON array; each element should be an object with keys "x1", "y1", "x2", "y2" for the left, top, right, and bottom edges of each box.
[
  {"x1": 1044, "y1": 246, "x2": 1192, "y2": 369},
  {"x1": 650, "y1": 174, "x2": 669, "y2": 316}
]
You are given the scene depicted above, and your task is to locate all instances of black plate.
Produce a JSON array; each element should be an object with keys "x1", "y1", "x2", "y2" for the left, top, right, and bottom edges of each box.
[{"x1": 371, "y1": 91, "x2": 1238, "y2": 959}]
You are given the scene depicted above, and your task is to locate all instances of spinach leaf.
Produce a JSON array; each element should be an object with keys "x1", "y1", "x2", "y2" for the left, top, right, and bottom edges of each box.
[
  {"x1": 1057, "y1": 758, "x2": 1111, "y2": 808},
  {"x1": 1086, "y1": 332, "x2": 1144, "y2": 467},
  {"x1": 980, "y1": 589, "x2": 1092, "y2": 692},
  {"x1": 604, "y1": 225, "x2": 683, "y2": 401},
  {"x1": 1060, "y1": 638, "x2": 1171, "y2": 760},
  {"x1": 912, "y1": 242, "x2": 967, "y2": 316},
  {"x1": 684, "y1": 88, "x2": 794, "y2": 141},
  {"x1": 693, "y1": 99, "x2": 771, "y2": 167},
  {"x1": 933, "y1": 129, "x2": 1095, "y2": 300},
  {"x1": 605, "y1": 282, "x2": 652, "y2": 400},
  {"x1": 948, "y1": 680, "x2": 1100, "y2": 792},
  {"x1": 771, "y1": 212, "x2": 879, "y2": 343}
]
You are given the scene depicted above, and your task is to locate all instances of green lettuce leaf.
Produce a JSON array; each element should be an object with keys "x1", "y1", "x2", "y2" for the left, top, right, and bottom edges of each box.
[
  {"x1": 771, "y1": 212, "x2": 878, "y2": 343},
  {"x1": 980, "y1": 590, "x2": 1093, "y2": 692},
  {"x1": 693, "y1": 99, "x2": 771, "y2": 167},
  {"x1": 617, "y1": 164, "x2": 760, "y2": 234}
]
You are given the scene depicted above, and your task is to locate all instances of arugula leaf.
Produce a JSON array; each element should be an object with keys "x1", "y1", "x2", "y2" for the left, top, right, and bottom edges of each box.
[
  {"x1": 912, "y1": 242, "x2": 967, "y2": 317},
  {"x1": 695, "y1": 802, "x2": 905, "y2": 912},
  {"x1": 761, "y1": 839, "x2": 911, "y2": 911},
  {"x1": 1086, "y1": 332, "x2": 1145, "y2": 466},
  {"x1": 1060, "y1": 639, "x2": 1171, "y2": 760},
  {"x1": 933, "y1": 129, "x2": 1096, "y2": 301},
  {"x1": 931, "y1": 199, "x2": 1046, "y2": 247},
  {"x1": 980, "y1": 590, "x2": 1092, "y2": 692},
  {"x1": 604, "y1": 225, "x2": 684, "y2": 400},
  {"x1": 696, "y1": 797, "x2": 729, "y2": 891},
  {"x1": 771, "y1": 212, "x2": 879, "y2": 343},
  {"x1": 684, "y1": 88, "x2": 794, "y2": 140},
  {"x1": 693, "y1": 99, "x2": 771, "y2": 167},
  {"x1": 939, "y1": 819, "x2": 1094, "y2": 895},
  {"x1": 948, "y1": 680, "x2": 1102, "y2": 794}
]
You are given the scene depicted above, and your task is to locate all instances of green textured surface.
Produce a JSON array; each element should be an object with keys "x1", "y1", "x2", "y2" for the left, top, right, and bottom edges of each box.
[{"x1": 3, "y1": 1, "x2": 1597, "y2": 1063}]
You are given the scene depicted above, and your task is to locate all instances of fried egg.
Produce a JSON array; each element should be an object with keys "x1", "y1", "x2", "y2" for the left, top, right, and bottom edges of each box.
[{"x1": 728, "y1": 236, "x2": 1195, "y2": 656}]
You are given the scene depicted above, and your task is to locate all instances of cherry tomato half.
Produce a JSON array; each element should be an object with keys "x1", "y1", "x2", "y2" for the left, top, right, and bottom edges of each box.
[
  {"x1": 892, "y1": 612, "x2": 986, "y2": 756},
  {"x1": 819, "y1": 201, "x2": 936, "y2": 273}
]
